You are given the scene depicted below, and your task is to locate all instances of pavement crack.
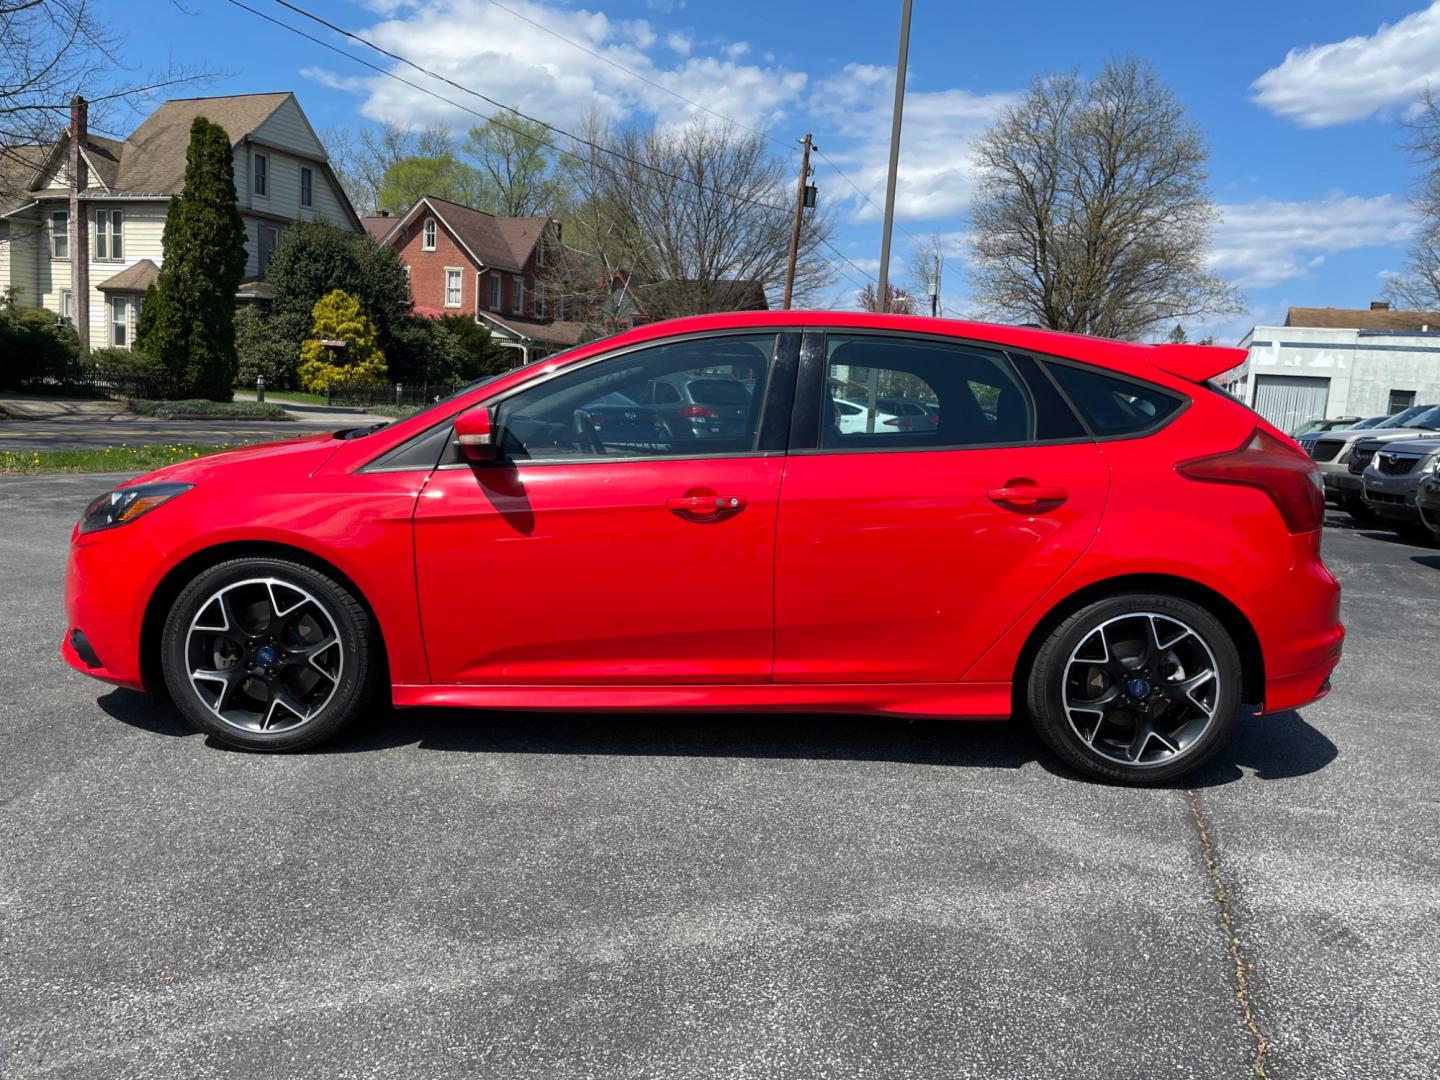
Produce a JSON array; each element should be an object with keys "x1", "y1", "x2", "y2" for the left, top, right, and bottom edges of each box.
[{"x1": 1186, "y1": 787, "x2": 1270, "y2": 1078}]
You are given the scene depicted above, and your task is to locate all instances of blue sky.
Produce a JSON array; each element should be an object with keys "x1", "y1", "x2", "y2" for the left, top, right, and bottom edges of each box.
[{"x1": 112, "y1": 0, "x2": 1440, "y2": 341}]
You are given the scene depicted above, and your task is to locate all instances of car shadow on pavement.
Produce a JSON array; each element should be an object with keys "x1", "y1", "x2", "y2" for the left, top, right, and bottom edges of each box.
[
  {"x1": 1412, "y1": 554, "x2": 1440, "y2": 570},
  {"x1": 97, "y1": 690, "x2": 1337, "y2": 786}
]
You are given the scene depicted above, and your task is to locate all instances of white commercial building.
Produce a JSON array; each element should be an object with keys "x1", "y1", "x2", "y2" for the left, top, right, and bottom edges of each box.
[{"x1": 1232, "y1": 303, "x2": 1440, "y2": 432}]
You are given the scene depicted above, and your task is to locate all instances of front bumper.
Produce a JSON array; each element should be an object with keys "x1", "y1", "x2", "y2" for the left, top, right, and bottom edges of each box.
[
  {"x1": 61, "y1": 525, "x2": 164, "y2": 691},
  {"x1": 1323, "y1": 470, "x2": 1363, "y2": 500},
  {"x1": 1418, "y1": 477, "x2": 1440, "y2": 533},
  {"x1": 1361, "y1": 470, "x2": 1424, "y2": 523}
]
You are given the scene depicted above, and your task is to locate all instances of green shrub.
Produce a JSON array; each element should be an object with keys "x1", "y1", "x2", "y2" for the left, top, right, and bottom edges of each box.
[
  {"x1": 0, "y1": 295, "x2": 82, "y2": 388},
  {"x1": 235, "y1": 307, "x2": 299, "y2": 389},
  {"x1": 127, "y1": 398, "x2": 289, "y2": 419},
  {"x1": 87, "y1": 346, "x2": 166, "y2": 374}
]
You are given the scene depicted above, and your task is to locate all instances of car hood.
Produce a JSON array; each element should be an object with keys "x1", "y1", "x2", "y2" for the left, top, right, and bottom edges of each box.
[
  {"x1": 1324, "y1": 425, "x2": 1432, "y2": 447},
  {"x1": 1370, "y1": 435, "x2": 1440, "y2": 455},
  {"x1": 128, "y1": 431, "x2": 345, "y2": 486}
]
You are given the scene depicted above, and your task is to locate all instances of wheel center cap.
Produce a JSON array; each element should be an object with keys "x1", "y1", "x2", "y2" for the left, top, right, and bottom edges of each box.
[
  {"x1": 1128, "y1": 677, "x2": 1151, "y2": 698},
  {"x1": 256, "y1": 645, "x2": 279, "y2": 667}
]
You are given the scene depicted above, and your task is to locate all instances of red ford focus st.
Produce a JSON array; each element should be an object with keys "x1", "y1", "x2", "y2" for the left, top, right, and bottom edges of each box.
[{"x1": 62, "y1": 312, "x2": 1342, "y2": 783}]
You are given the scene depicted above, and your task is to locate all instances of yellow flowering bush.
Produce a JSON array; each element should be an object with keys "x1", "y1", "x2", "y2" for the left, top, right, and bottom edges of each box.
[{"x1": 296, "y1": 289, "x2": 388, "y2": 392}]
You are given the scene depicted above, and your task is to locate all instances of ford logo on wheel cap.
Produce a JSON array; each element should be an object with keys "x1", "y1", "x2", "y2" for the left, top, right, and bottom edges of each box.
[
  {"x1": 1128, "y1": 677, "x2": 1151, "y2": 698},
  {"x1": 256, "y1": 645, "x2": 279, "y2": 666}
]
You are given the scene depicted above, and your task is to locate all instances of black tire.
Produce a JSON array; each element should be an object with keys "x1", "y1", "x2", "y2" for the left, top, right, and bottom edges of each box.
[
  {"x1": 1341, "y1": 496, "x2": 1377, "y2": 521},
  {"x1": 161, "y1": 557, "x2": 379, "y2": 751},
  {"x1": 1025, "y1": 593, "x2": 1242, "y2": 785}
]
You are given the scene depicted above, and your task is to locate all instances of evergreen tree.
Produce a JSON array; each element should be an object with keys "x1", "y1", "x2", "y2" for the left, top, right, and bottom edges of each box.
[
  {"x1": 135, "y1": 117, "x2": 248, "y2": 399},
  {"x1": 297, "y1": 289, "x2": 388, "y2": 391}
]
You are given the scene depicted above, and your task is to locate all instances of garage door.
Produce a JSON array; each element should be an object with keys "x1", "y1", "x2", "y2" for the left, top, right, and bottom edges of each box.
[{"x1": 1253, "y1": 375, "x2": 1330, "y2": 433}]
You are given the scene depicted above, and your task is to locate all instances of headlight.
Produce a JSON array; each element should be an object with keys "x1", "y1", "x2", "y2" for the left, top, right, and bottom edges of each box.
[{"x1": 79, "y1": 482, "x2": 192, "y2": 534}]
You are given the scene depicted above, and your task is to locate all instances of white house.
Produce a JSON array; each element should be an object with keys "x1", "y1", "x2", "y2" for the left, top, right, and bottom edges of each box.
[
  {"x1": 1232, "y1": 303, "x2": 1440, "y2": 432},
  {"x1": 0, "y1": 92, "x2": 361, "y2": 351}
]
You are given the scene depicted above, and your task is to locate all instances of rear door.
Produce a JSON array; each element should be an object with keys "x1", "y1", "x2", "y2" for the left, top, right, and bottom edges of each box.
[{"x1": 774, "y1": 331, "x2": 1110, "y2": 683}]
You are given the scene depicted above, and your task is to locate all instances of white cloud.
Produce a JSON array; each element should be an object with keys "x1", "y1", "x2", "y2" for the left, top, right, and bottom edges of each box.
[
  {"x1": 1251, "y1": 2, "x2": 1440, "y2": 126},
  {"x1": 809, "y1": 64, "x2": 1016, "y2": 223},
  {"x1": 1209, "y1": 193, "x2": 1418, "y2": 288},
  {"x1": 327, "y1": 0, "x2": 803, "y2": 134}
]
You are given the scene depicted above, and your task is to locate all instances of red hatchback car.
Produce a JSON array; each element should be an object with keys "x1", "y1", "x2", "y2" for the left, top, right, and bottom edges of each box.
[{"x1": 63, "y1": 312, "x2": 1342, "y2": 783}]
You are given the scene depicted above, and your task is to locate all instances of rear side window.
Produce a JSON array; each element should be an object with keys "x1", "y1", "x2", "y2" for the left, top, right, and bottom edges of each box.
[{"x1": 1044, "y1": 361, "x2": 1184, "y2": 437}]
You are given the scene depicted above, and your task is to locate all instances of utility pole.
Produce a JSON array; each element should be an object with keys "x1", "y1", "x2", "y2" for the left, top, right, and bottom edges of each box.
[
  {"x1": 68, "y1": 96, "x2": 90, "y2": 351},
  {"x1": 875, "y1": 0, "x2": 913, "y2": 314},
  {"x1": 782, "y1": 133, "x2": 813, "y2": 310}
]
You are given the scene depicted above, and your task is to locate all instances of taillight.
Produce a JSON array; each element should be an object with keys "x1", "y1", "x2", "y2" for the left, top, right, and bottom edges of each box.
[
  {"x1": 680, "y1": 405, "x2": 717, "y2": 420},
  {"x1": 1177, "y1": 426, "x2": 1325, "y2": 533}
]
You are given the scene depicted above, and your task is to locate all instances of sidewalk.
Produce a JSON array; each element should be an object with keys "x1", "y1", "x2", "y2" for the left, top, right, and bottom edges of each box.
[{"x1": 231, "y1": 391, "x2": 394, "y2": 426}]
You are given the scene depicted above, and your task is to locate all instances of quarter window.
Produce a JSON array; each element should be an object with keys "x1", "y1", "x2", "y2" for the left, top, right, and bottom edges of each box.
[
  {"x1": 51, "y1": 211, "x2": 68, "y2": 258},
  {"x1": 1044, "y1": 361, "x2": 1184, "y2": 437},
  {"x1": 495, "y1": 333, "x2": 775, "y2": 462},
  {"x1": 820, "y1": 334, "x2": 1033, "y2": 449}
]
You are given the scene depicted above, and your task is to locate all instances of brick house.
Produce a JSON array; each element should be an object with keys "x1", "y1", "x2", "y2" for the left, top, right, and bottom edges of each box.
[{"x1": 368, "y1": 196, "x2": 586, "y2": 365}]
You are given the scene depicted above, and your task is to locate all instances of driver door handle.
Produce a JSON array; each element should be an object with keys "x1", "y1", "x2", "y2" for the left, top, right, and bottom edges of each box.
[
  {"x1": 987, "y1": 484, "x2": 1069, "y2": 508},
  {"x1": 666, "y1": 494, "x2": 747, "y2": 518}
]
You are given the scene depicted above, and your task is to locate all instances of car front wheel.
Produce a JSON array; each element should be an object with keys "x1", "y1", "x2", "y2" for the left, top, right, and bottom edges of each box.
[
  {"x1": 1025, "y1": 594, "x2": 1242, "y2": 785},
  {"x1": 161, "y1": 557, "x2": 378, "y2": 751}
]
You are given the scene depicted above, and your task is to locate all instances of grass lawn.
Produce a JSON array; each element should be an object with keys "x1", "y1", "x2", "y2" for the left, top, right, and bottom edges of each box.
[
  {"x1": 255, "y1": 389, "x2": 329, "y2": 406},
  {"x1": 128, "y1": 398, "x2": 290, "y2": 420},
  {"x1": 0, "y1": 442, "x2": 250, "y2": 475}
]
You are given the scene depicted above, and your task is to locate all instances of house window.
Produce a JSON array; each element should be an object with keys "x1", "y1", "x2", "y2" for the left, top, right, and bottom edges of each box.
[
  {"x1": 536, "y1": 233, "x2": 546, "y2": 267},
  {"x1": 300, "y1": 166, "x2": 313, "y2": 207},
  {"x1": 61, "y1": 290, "x2": 72, "y2": 321},
  {"x1": 94, "y1": 209, "x2": 123, "y2": 260},
  {"x1": 512, "y1": 275, "x2": 523, "y2": 314},
  {"x1": 489, "y1": 272, "x2": 501, "y2": 310},
  {"x1": 555, "y1": 290, "x2": 564, "y2": 321},
  {"x1": 111, "y1": 296, "x2": 132, "y2": 348},
  {"x1": 253, "y1": 152, "x2": 268, "y2": 197},
  {"x1": 534, "y1": 283, "x2": 545, "y2": 319},
  {"x1": 51, "y1": 211, "x2": 68, "y2": 259},
  {"x1": 258, "y1": 225, "x2": 280, "y2": 276},
  {"x1": 444, "y1": 267, "x2": 462, "y2": 308},
  {"x1": 422, "y1": 217, "x2": 437, "y2": 251},
  {"x1": 1388, "y1": 389, "x2": 1416, "y2": 414}
]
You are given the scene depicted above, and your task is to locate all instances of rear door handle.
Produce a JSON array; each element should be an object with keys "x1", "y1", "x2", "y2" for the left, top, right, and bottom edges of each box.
[
  {"x1": 987, "y1": 484, "x2": 1069, "y2": 508},
  {"x1": 666, "y1": 494, "x2": 747, "y2": 518}
]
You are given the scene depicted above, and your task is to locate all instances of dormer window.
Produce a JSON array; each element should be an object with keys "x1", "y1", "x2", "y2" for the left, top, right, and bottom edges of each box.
[{"x1": 422, "y1": 217, "x2": 436, "y2": 251}]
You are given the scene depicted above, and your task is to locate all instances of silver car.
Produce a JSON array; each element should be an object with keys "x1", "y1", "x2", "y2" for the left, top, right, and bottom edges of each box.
[
  {"x1": 1307, "y1": 404, "x2": 1440, "y2": 517},
  {"x1": 1360, "y1": 434, "x2": 1440, "y2": 543}
]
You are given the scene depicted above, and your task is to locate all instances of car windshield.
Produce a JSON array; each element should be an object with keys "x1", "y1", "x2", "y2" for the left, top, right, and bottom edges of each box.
[
  {"x1": 1405, "y1": 405, "x2": 1440, "y2": 430},
  {"x1": 1350, "y1": 416, "x2": 1387, "y2": 429},
  {"x1": 1377, "y1": 404, "x2": 1434, "y2": 428}
]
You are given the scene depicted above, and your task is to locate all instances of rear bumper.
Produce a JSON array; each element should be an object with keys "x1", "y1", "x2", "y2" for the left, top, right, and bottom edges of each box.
[{"x1": 1238, "y1": 532, "x2": 1343, "y2": 714}]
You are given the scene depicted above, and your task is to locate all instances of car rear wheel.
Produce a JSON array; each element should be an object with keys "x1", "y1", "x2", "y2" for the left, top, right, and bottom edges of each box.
[
  {"x1": 1026, "y1": 594, "x2": 1242, "y2": 785},
  {"x1": 161, "y1": 557, "x2": 378, "y2": 751}
]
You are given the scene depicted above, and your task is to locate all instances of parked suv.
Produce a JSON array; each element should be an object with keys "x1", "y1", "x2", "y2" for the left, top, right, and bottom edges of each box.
[
  {"x1": 1309, "y1": 404, "x2": 1440, "y2": 517},
  {"x1": 1360, "y1": 434, "x2": 1440, "y2": 542},
  {"x1": 62, "y1": 312, "x2": 1342, "y2": 785}
]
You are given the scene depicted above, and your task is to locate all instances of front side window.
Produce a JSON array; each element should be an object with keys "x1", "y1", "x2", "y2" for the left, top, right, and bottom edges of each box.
[
  {"x1": 253, "y1": 152, "x2": 268, "y2": 197},
  {"x1": 821, "y1": 334, "x2": 1033, "y2": 449},
  {"x1": 51, "y1": 211, "x2": 68, "y2": 258},
  {"x1": 422, "y1": 217, "x2": 437, "y2": 251},
  {"x1": 495, "y1": 333, "x2": 776, "y2": 462},
  {"x1": 300, "y1": 166, "x2": 313, "y2": 207},
  {"x1": 489, "y1": 273, "x2": 501, "y2": 310},
  {"x1": 94, "y1": 209, "x2": 123, "y2": 260},
  {"x1": 111, "y1": 297, "x2": 130, "y2": 348},
  {"x1": 444, "y1": 268, "x2": 462, "y2": 308},
  {"x1": 1044, "y1": 361, "x2": 1184, "y2": 437}
]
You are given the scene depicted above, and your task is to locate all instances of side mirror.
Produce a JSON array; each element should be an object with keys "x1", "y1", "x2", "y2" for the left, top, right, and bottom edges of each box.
[{"x1": 455, "y1": 405, "x2": 500, "y2": 461}]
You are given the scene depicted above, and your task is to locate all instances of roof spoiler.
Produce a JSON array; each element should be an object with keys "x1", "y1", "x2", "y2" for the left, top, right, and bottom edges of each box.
[{"x1": 1149, "y1": 344, "x2": 1248, "y2": 384}]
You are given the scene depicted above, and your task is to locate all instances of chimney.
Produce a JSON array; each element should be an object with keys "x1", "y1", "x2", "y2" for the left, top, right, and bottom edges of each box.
[
  {"x1": 1370, "y1": 300, "x2": 1391, "y2": 311},
  {"x1": 68, "y1": 95, "x2": 90, "y2": 352}
]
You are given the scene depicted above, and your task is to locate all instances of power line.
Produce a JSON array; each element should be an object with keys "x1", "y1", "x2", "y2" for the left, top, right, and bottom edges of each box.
[
  {"x1": 254, "y1": 0, "x2": 792, "y2": 214},
  {"x1": 812, "y1": 144, "x2": 923, "y2": 248},
  {"x1": 480, "y1": 0, "x2": 796, "y2": 156}
]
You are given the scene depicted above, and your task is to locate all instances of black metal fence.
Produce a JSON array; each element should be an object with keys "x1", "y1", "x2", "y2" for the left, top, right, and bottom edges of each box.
[
  {"x1": 323, "y1": 380, "x2": 465, "y2": 408},
  {"x1": 14, "y1": 367, "x2": 175, "y2": 400}
]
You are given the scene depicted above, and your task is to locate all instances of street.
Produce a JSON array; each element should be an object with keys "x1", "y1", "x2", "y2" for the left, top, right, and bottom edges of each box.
[{"x1": 1, "y1": 472, "x2": 1436, "y2": 1080}]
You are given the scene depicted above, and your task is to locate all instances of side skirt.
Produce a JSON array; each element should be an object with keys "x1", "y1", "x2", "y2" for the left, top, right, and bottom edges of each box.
[{"x1": 390, "y1": 681, "x2": 1013, "y2": 719}]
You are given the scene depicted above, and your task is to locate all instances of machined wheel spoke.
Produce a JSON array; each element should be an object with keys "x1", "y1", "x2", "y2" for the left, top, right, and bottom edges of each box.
[
  {"x1": 191, "y1": 666, "x2": 247, "y2": 713},
  {"x1": 1163, "y1": 669, "x2": 1217, "y2": 714},
  {"x1": 262, "y1": 686, "x2": 311, "y2": 731}
]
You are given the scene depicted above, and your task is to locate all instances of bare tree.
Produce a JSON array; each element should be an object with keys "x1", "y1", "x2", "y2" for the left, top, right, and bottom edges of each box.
[
  {"x1": 907, "y1": 232, "x2": 945, "y2": 315},
  {"x1": 1, "y1": 0, "x2": 210, "y2": 194},
  {"x1": 969, "y1": 56, "x2": 1241, "y2": 340},
  {"x1": 323, "y1": 122, "x2": 464, "y2": 216},
  {"x1": 857, "y1": 282, "x2": 915, "y2": 315},
  {"x1": 1385, "y1": 87, "x2": 1440, "y2": 311}
]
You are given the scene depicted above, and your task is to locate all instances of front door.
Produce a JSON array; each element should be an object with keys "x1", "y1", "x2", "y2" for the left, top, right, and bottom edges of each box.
[
  {"x1": 414, "y1": 331, "x2": 792, "y2": 685},
  {"x1": 775, "y1": 331, "x2": 1110, "y2": 682}
]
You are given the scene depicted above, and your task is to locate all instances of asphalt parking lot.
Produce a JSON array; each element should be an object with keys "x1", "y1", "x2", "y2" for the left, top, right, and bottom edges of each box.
[{"x1": 2, "y1": 474, "x2": 1437, "y2": 1080}]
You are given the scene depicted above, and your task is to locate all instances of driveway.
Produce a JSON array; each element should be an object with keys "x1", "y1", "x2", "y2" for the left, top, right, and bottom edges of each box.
[{"x1": 0, "y1": 475, "x2": 1435, "y2": 1079}]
